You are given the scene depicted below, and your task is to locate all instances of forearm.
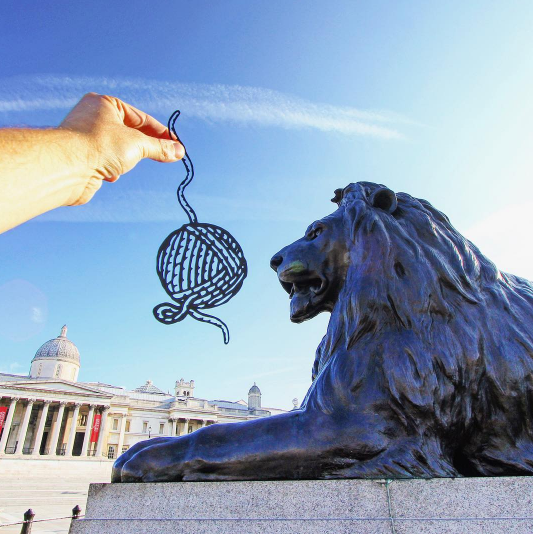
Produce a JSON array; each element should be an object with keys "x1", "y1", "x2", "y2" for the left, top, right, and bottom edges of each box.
[
  {"x1": 0, "y1": 128, "x2": 91, "y2": 233},
  {"x1": 0, "y1": 93, "x2": 184, "y2": 235}
]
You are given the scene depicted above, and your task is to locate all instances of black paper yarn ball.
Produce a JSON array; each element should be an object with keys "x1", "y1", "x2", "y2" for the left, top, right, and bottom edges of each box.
[{"x1": 153, "y1": 222, "x2": 247, "y2": 343}]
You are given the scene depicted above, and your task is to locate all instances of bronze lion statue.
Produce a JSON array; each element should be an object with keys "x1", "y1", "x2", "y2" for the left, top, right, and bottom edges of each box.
[{"x1": 112, "y1": 181, "x2": 533, "y2": 482}]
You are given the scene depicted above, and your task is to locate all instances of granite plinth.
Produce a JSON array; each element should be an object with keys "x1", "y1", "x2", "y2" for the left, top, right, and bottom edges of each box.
[{"x1": 69, "y1": 477, "x2": 533, "y2": 534}]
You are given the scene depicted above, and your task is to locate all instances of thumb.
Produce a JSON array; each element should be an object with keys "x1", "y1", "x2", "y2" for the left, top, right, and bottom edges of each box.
[{"x1": 141, "y1": 135, "x2": 185, "y2": 163}]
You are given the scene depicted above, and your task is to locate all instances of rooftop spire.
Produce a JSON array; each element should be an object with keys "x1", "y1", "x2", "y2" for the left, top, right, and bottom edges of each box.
[{"x1": 60, "y1": 325, "x2": 68, "y2": 338}]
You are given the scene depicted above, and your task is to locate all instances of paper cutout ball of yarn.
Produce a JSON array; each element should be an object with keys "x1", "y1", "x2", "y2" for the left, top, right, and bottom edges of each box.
[{"x1": 154, "y1": 222, "x2": 247, "y2": 326}]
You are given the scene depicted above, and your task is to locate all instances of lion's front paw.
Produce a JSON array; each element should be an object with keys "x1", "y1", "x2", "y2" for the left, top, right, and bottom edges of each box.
[
  {"x1": 111, "y1": 437, "x2": 175, "y2": 483},
  {"x1": 112, "y1": 436, "x2": 188, "y2": 483}
]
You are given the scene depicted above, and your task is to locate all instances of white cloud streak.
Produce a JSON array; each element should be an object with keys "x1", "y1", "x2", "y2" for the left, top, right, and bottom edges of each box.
[
  {"x1": 36, "y1": 190, "x2": 312, "y2": 224},
  {"x1": 0, "y1": 75, "x2": 407, "y2": 139},
  {"x1": 234, "y1": 366, "x2": 302, "y2": 382}
]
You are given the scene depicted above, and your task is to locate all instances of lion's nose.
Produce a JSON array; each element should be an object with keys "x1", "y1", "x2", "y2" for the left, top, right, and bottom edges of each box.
[{"x1": 270, "y1": 254, "x2": 283, "y2": 271}]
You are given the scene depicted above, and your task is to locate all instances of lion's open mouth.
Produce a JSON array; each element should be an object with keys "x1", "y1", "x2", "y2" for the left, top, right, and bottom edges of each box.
[
  {"x1": 280, "y1": 278, "x2": 325, "y2": 299},
  {"x1": 278, "y1": 271, "x2": 328, "y2": 322}
]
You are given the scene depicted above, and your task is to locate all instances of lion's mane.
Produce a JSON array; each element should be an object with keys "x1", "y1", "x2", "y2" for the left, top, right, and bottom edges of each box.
[{"x1": 307, "y1": 181, "x2": 533, "y2": 476}]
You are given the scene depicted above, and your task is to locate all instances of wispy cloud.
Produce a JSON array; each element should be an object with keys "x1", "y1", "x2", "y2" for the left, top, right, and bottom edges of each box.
[
  {"x1": 235, "y1": 366, "x2": 302, "y2": 382},
  {"x1": 0, "y1": 75, "x2": 408, "y2": 139},
  {"x1": 36, "y1": 190, "x2": 312, "y2": 224}
]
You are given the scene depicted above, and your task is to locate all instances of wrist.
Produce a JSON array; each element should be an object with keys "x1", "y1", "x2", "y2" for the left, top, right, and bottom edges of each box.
[{"x1": 55, "y1": 127, "x2": 99, "y2": 206}]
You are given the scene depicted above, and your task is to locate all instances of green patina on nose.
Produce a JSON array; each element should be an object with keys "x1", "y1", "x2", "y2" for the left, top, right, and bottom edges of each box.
[{"x1": 288, "y1": 261, "x2": 306, "y2": 273}]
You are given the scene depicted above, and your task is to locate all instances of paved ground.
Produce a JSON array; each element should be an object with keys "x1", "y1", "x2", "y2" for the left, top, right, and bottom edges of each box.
[{"x1": 0, "y1": 459, "x2": 112, "y2": 534}]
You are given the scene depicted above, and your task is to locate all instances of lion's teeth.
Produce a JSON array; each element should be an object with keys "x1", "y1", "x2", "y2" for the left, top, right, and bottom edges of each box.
[{"x1": 310, "y1": 281, "x2": 322, "y2": 294}]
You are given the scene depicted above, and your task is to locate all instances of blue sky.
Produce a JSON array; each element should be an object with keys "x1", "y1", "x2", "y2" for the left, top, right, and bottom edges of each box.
[{"x1": 1, "y1": 1, "x2": 532, "y2": 409}]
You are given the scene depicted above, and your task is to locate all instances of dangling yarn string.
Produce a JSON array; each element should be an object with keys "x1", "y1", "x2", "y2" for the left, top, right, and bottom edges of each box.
[
  {"x1": 153, "y1": 111, "x2": 248, "y2": 344},
  {"x1": 168, "y1": 110, "x2": 197, "y2": 224}
]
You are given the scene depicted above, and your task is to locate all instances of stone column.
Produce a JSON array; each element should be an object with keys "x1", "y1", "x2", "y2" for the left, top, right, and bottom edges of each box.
[
  {"x1": 65, "y1": 403, "x2": 82, "y2": 456},
  {"x1": 32, "y1": 400, "x2": 52, "y2": 456},
  {"x1": 117, "y1": 415, "x2": 127, "y2": 456},
  {"x1": 0, "y1": 397, "x2": 19, "y2": 455},
  {"x1": 49, "y1": 401, "x2": 67, "y2": 455},
  {"x1": 181, "y1": 418, "x2": 190, "y2": 436},
  {"x1": 81, "y1": 404, "x2": 96, "y2": 458},
  {"x1": 95, "y1": 406, "x2": 110, "y2": 457},
  {"x1": 169, "y1": 418, "x2": 177, "y2": 436},
  {"x1": 15, "y1": 398, "x2": 35, "y2": 455}
]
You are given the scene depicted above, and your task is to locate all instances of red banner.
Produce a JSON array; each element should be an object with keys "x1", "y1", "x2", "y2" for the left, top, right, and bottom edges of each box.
[
  {"x1": 0, "y1": 406, "x2": 8, "y2": 434},
  {"x1": 90, "y1": 413, "x2": 102, "y2": 443}
]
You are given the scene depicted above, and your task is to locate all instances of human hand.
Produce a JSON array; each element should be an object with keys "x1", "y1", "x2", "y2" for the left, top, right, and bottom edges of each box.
[{"x1": 59, "y1": 93, "x2": 185, "y2": 205}]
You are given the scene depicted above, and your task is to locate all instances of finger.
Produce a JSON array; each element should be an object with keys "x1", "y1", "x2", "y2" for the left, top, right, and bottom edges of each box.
[
  {"x1": 139, "y1": 133, "x2": 185, "y2": 163},
  {"x1": 102, "y1": 95, "x2": 173, "y2": 140}
]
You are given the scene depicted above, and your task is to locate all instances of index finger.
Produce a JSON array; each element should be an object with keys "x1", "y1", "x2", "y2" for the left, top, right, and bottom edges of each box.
[{"x1": 105, "y1": 96, "x2": 172, "y2": 140}]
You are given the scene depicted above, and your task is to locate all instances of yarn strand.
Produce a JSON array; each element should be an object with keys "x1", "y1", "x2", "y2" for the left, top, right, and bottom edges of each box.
[
  {"x1": 189, "y1": 309, "x2": 230, "y2": 345},
  {"x1": 168, "y1": 110, "x2": 197, "y2": 224}
]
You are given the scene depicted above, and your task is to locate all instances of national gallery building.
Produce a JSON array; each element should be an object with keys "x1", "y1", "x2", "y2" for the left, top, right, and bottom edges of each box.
[{"x1": 0, "y1": 326, "x2": 286, "y2": 461}]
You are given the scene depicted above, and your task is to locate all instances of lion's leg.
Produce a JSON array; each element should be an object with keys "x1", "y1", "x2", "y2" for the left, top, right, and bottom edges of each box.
[{"x1": 114, "y1": 409, "x2": 386, "y2": 482}]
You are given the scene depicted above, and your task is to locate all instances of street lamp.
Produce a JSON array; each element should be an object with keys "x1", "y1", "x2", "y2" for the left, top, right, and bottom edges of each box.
[{"x1": 148, "y1": 425, "x2": 152, "y2": 439}]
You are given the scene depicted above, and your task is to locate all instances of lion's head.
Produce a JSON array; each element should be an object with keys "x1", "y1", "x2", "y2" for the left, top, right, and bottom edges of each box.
[
  {"x1": 271, "y1": 181, "x2": 533, "y2": 476},
  {"x1": 270, "y1": 208, "x2": 349, "y2": 323},
  {"x1": 270, "y1": 183, "x2": 399, "y2": 324}
]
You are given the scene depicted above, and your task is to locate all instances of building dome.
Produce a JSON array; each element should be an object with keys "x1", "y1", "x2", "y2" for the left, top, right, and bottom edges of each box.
[
  {"x1": 248, "y1": 383, "x2": 261, "y2": 395},
  {"x1": 30, "y1": 325, "x2": 80, "y2": 382},
  {"x1": 33, "y1": 325, "x2": 80, "y2": 365},
  {"x1": 248, "y1": 382, "x2": 261, "y2": 409}
]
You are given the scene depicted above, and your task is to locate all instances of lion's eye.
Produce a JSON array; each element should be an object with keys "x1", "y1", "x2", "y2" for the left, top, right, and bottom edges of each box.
[{"x1": 308, "y1": 226, "x2": 323, "y2": 240}]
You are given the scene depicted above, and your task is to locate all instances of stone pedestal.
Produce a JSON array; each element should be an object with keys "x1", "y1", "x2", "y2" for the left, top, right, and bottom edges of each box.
[{"x1": 69, "y1": 477, "x2": 533, "y2": 533}]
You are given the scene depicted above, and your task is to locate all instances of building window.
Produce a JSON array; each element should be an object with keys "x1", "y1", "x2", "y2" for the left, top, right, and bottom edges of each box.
[
  {"x1": 107, "y1": 445, "x2": 116, "y2": 459},
  {"x1": 78, "y1": 414, "x2": 88, "y2": 427},
  {"x1": 121, "y1": 445, "x2": 129, "y2": 454},
  {"x1": 112, "y1": 418, "x2": 118, "y2": 431},
  {"x1": 142, "y1": 422, "x2": 148, "y2": 434},
  {"x1": 37, "y1": 362, "x2": 42, "y2": 377},
  {"x1": 55, "y1": 364, "x2": 62, "y2": 378},
  {"x1": 159, "y1": 423, "x2": 164, "y2": 435},
  {"x1": 188, "y1": 425, "x2": 193, "y2": 434},
  {"x1": 125, "y1": 420, "x2": 130, "y2": 433}
]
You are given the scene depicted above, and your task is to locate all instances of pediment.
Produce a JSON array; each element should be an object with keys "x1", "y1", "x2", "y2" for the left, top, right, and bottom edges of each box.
[{"x1": 0, "y1": 380, "x2": 112, "y2": 397}]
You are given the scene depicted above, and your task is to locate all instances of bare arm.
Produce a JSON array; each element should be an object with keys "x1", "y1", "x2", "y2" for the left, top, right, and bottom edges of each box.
[{"x1": 0, "y1": 93, "x2": 184, "y2": 234}]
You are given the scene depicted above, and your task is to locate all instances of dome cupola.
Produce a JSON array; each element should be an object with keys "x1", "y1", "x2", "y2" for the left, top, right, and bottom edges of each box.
[
  {"x1": 30, "y1": 325, "x2": 80, "y2": 382},
  {"x1": 248, "y1": 382, "x2": 261, "y2": 409}
]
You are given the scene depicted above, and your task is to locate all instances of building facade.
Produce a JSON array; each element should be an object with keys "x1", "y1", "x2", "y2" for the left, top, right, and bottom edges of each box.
[{"x1": 0, "y1": 326, "x2": 286, "y2": 461}]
